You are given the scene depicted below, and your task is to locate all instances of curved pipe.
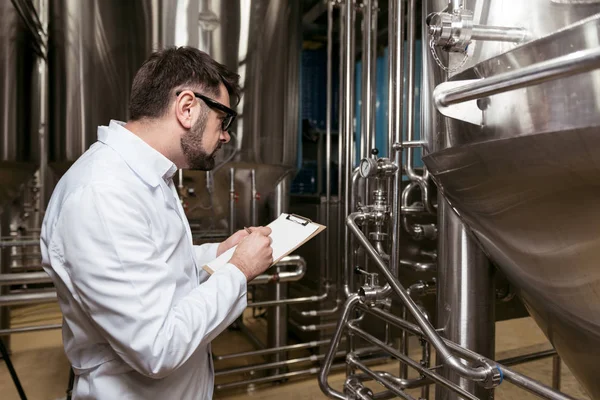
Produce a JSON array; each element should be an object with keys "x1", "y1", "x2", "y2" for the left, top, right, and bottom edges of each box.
[
  {"x1": 434, "y1": 46, "x2": 600, "y2": 108},
  {"x1": 347, "y1": 212, "x2": 491, "y2": 383},
  {"x1": 319, "y1": 294, "x2": 361, "y2": 399},
  {"x1": 248, "y1": 255, "x2": 306, "y2": 285},
  {"x1": 362, "y1": 305, "x2": 577, "y2": 400}
]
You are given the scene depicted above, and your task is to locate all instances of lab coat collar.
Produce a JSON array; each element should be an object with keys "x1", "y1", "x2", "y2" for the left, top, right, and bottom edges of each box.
[{"x1": 98, "y1": 120, "x2": 178, "y2": 187}]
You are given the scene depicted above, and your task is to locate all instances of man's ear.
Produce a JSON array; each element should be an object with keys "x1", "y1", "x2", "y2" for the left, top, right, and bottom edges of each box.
[{"x1": 174, "y1": 90, "x2": 196, "y2": 129}]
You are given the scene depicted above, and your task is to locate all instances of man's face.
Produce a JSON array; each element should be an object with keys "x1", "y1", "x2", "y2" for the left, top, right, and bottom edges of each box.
[{"x1": 181, "y1": 85, "x2": 232, "y2": 170}]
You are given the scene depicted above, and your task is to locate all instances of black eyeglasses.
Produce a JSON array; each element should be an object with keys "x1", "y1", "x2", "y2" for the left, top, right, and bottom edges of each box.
[{"x1": 176, "y1": 91, "x2": 237, "y2": 132}]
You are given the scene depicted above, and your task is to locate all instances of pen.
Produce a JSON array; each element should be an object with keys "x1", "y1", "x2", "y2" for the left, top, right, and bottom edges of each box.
[{"x1": 244, "y1": 226, "x2": 253, "y2": 234}]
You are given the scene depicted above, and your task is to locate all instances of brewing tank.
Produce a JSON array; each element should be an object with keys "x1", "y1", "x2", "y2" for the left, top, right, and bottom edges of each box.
[
  {"x1": 48, "y1": 0, "x2": 300, "y2": 174},
  {"x1": 0, "y1": 1, "x2": 41, "y2": 212},
  {"x1": 423, "y1": 0, "x2": 600, "y2": 398},
  {"x1": 47, "y1": 0, "x2": 151, "y2": 177}
]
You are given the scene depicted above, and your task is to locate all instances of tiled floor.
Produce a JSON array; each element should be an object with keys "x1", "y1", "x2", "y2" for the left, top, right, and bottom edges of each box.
[{"x1": 0, "y1": 304, "x2": 591, "y2": 400}]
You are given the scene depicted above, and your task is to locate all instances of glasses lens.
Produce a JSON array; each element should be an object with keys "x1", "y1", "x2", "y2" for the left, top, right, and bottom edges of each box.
[{"x1": 222, "y1": 115, "x2": 234, "y2": 131}]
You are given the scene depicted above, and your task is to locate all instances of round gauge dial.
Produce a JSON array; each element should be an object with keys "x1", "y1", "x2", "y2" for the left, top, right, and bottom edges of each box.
[{"x1": 359, "y1": 158, "x2": 378, "y2": 178}]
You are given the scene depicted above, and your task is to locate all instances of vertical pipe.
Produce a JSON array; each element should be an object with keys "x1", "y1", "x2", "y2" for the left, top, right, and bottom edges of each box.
[
  {"x1": 228, "y1": 167, "x2": 236, "y2": 235},
  {"x1": 387, "y1": 0, "x2": 396, "y2": 157},
  {"x1": 405, "y1": 0, "x2": 420, "y2": 183},
  {"x1": 344, "y1": 0, "x2": 356, "y2": 378},
  {"x1": 436, "y1": 199, "x2": 495, "y2": 400},
  {"x1": 268, "y1": 176, "x2": 291, "y2": 375},
  {"x1": 389, "y1": 0, "x2": 404, "y2": 277},
  {"x1": 361, "y1": 0, "x2": 373, "y2": 164},
  {"x1": 451, "y1": 0, "x2": 463, "y2": 13},
  {"x1": 361, "y1": 0, "x2": 374, "y2": 275},
  {"x1": 0, "y1": 212, "x2": 10, "y2": 351},
  {"x1": 251, "y1": 169, "x2": 257, "y2": 225},
  {"x1": 343, "y1": 0, "x2": 355, "y2": 298},
  {"x1": 422, "y1": 340, "x2": 432, "y2": 399},
  {"x1": 326, "y1": 0, "x2": 333, "y2": 285},
  {"x1": 369, "y1": 1, "x2": 378, "y2": 155},
  {"x1": 337, "y1": 2, "x2": 346, "y2": 301},
  {"x1": 552, "y1": 356, "x2": 562, "y2": 390}
]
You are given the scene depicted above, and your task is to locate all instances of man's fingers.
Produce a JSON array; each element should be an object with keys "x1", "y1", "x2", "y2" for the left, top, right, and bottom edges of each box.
[{"x1": 255, "y1": 226, "x2": 272, "y2": 236}]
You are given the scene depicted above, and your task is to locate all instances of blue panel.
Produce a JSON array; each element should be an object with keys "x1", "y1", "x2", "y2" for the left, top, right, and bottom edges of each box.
[{"x1": 354, "y1": 41, "x2": 424, "y2": 171}]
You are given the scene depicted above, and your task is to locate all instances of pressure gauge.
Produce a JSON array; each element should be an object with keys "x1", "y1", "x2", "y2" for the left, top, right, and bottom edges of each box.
[{"x1": 359, "y1": 158, "x2": 378, "y2": 178}]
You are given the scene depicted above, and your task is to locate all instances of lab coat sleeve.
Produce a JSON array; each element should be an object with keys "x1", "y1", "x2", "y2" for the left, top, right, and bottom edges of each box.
[
  {"x1": 55, "y1": 184, "x2": 247, "y2": 379},
  {"x1": 193, "y1": 243, "x2": 219, "y2": 267}
]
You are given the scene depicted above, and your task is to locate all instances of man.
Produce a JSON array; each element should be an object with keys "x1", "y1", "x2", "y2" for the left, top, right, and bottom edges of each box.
[{"x1": 40, "y1": 47, "x2": 274, "y2": 399}]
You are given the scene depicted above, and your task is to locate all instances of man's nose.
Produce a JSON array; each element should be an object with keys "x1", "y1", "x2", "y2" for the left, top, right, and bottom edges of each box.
[{"x1": 220, "y1": 131, "x2": 231, "y2": 143}]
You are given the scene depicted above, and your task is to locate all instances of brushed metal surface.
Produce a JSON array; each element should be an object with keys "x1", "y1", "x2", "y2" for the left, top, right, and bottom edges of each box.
[
  {"x1": 423, "y1": 13, "x2": 600, "y2": 399},
  {"x1": 0, "y1": 2, "x2": 40, "y2": 210}
]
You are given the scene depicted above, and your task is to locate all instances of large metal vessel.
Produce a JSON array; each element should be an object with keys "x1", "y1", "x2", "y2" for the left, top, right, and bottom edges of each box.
[
  {"x1": 423, "y1": 0, "x2": 600, "y2": 397},
  {"x1": 0, "y1": 1, "x2": 41, "y2": 213},
  {"x1": 47, "y1": 0, "x2": 151, "y2": 177}
]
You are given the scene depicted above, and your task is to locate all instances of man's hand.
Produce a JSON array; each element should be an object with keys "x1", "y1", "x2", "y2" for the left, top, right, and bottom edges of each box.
[
  {"x1": 217, "y1": 228, "x2": 259, "y2": 256},
  {"x1": 229, "y1": 227, "x2": 273, "y2": 281}
]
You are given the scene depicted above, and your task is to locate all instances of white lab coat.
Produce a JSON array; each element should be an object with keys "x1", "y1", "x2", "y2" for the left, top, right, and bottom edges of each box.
[{"x1": 40, "y1": 120, "x2": 247, "y2": 399}]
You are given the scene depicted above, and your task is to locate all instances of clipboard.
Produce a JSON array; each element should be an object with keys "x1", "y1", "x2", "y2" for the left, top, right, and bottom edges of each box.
[{"x1": 202, "y1": 213, "x2": 326, "y2": 275}]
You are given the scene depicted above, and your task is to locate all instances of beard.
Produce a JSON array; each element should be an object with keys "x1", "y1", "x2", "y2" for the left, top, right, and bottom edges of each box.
[{"x1": 180, "y1": 111, "x2": 221, "y2": 170}]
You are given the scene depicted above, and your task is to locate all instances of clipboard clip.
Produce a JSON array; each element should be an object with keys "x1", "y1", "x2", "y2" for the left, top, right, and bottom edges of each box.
[{"x1": 286, "y1": 213, "x2": 312, "y2": 226}]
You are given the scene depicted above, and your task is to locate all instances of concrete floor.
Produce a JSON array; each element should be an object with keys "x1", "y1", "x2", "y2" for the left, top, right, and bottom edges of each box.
[{"x1": 0, "y1": 303, "x2": 591, "y2": 400}]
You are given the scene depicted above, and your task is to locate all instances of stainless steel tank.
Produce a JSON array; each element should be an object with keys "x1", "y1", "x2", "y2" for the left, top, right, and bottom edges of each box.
[
  {"x1": 0, "y1": 1, "x2": 41, "y2": 212},
  {"x1": 167, "y1": 0, "x2": 301, "y2": 230},
  {"x1": 423, "y1": 0, "x2": 600, "y2": 398},
  {"x1": 47, "y1": 0, "x2": 301, "y2": 228},
  {"x1": 47, "y1": 0, "x2": 152, "y2": 177}
]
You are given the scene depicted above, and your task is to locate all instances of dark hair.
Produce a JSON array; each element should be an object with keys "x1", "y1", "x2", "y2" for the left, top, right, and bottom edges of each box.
[{"x1": 128, "y1": 46, "x2": 241, "y2": 121}]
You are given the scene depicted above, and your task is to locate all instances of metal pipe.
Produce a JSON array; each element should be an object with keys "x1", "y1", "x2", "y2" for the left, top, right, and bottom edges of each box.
[
  {"x1": 248, "y1": 255, "x2": 306, "y2": 285},
  {"x1": 319, "y1": 294, "x2": 361, "y2": 400},
  {"x1": 343, "y1": 0, "x2": 356, "y2": 299},
  {"x1": 216, "y1": 358, "x2": 388, "y2": 391},
  {"x1": 347, "y1": 212, "x2": 491, "y2": 382},
  {"x1": 251, "y1": 169, "x2": 257, "y2": 226},
  {"x1": 228, "y1": 167, "x2": 235, "y2": 235},
  {"x1": 361, "y1": 0, "x2": 374, "y2": 160},
  {"x1": 471, "y1": 25, "x2": 530, "y2": 43},
  {"x1": 0, "y1": 272, "x2": 51, "y2": 286},
  {"x1": 298, "y1": 299, "x2": 340, "y2": 317},
  {"x1": 399, "y1": 259, "x2": 436, "y2": 272},
  {"x1": 325, "y1": 0, "x2": 333, "y2": 287},
  {"x1": 405, "y1": 0, "x2": 423, "y2": 184},
  {"x1": 268, "y1": 176, "x2": 291, "y2": 374},
  {"x1": 401, "y1": 281, "x2": 435, "y2": 379},
  {"x1": 369, "y1": 1, "x2": 377, "y2": 155},
  {"x1": 0, "y1": 323, "x2": 61, "y2": 337},
  {"x1": 434, "y1": 47, "x2": 600, "y2": 108},
  {"x1": 347, "y1": 354, "x2": 417, "y2": 400},
  {"x1": 389, "y1": 0, "x2": 405, "y2": 279},
  {"x1": 348, "y1": 324, "x2": 480, "y2": 400},
  {"x1": 0, "y1": 291, "x2": 56, "y2": 307},
  {"x1": 387, "y1": 0, "x2": 396, "y2": 155},
  {"x1": 361, "y1": 305, "x2": 578, "y2": 400},
  {"x1": 0, "y1": 240, "x2": 40, "y2": 249},
  {"x1": 337, "y1": 0, "x2": 346, "y2": 305},
  {"x1": 422, "y1": 338, "x2": 432, "y2": 399},
  {"x1": 214, "y1": 339, "x2": 337, "y2": 362},
  {"x1": 451, "y1": 0, "x2": 462, "y2": 13},
  {"x1": 247, "y1": 290, "x2": 328, "y2": 308},
  {"x1": 552, "y1": 356, "x2": 562, "y2": 390},
  {"x1": 216, "y1": 350, "x2": 346, "y2": 377},
  {"x1": 289, "y1": 319, "x2": 337, "y2": 332},
  {"x1": 436, "y1": 199, "x2": 495, "y2": 400},
  {"x1": 498, "y1": 349, "x2": 557, "y2": 367}
]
